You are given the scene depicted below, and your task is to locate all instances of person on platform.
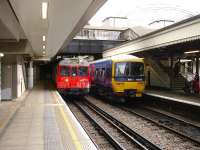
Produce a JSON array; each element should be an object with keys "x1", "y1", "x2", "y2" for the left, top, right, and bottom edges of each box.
[
  {"x1": 174, "y1": 60, "x2": 181, "y2": 77},
  {"x1": 184, "y1": 72, "x2": 194, "y2": 93},
  {"x1": 192, "y1": 73, "x2": 200, "y2": 94}
]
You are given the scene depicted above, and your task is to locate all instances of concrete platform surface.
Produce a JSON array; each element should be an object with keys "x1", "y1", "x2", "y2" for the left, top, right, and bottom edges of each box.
[
  {"x1": 144, "y1": 89, "x2": 200, "y2": 107},
  {"x1": 0, "y1": 81, "x2": 97, "y2": 150}
]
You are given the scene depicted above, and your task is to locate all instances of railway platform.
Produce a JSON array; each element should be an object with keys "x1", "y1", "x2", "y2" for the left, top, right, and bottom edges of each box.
[
  {"x1": 144, "y1": 89, "x2": 200, "y2": 107},
  {"x1": 0, "y1": 81, "x2": 97, "y2": 150}
]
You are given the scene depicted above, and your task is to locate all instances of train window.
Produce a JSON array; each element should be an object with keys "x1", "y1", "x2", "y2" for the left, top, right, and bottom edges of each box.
[
  {"x1": 100, "y1": 69, "x2": 103, "y2": 77},
  {"x1": 95, "y1": 68, "x2": 100, "y2": 77},
  {"x1": 106, "y1": 68, "x2": 111, "y2": 77},
  {"x1": 60, "y1": 66, "x2": 70, "y2": 76},
  {"x1": 78, "y1": 67, "x2": 88, "y2": 76},
  {"x1": 130, "y1": 62, "x2": 144, "y2": 76},
  {"x1": 71, "y1": 67, "x2": 77, "y2": 76},
  {"x1": 95, "y1": 69, "x2": 98, "y2": 76},
  {"x1": 115, "y1": 62, "x2": 130, "y2": 76},
  {"x1": 102, "y1": 68, "x2": 105, "y2": 77},
  {"x1": 98, "y1": 69, "x2": 102, "y2": 76}
]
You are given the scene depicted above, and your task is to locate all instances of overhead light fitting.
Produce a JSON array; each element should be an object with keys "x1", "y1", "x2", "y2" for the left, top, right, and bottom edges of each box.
[
  {"x1": 42, "y1": 2, "x2": 48, "y2": 19},
  {"x1": 43, "y1": 45, "x2": 46, "y2": 50},
  {"x1": 184, "y1": 50, "x2": 200, "y2": 54},
  {"x1": 180, "y1": 59, "x2": 192, "y2": 63},
  {"x1": 0, "y1": 53, "x2": 4, "y2": 57},
  {"x1": 42, "y1": 35, "x2": 46, "y2": 41}
]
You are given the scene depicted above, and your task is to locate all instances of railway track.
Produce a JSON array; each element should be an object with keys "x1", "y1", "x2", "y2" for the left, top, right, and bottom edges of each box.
[
  {"x1": 66, "y1": 100, "x2": 115, "y2": 150},
  {"x1": 86, "y1": 96, "x2": 200, "y2": 149},
  {"x1": 121, "y1": 105, "x2": 200, "y2": 145},
  {"x1": 73, "y1": 99, "x2": 161, "y2": 150}
]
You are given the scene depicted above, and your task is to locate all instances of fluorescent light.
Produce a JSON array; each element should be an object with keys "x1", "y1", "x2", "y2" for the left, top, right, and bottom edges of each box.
[
  {"x1": 42, "y1": 2, "x2": 48, "y2": 19},
  {"x1": 180, "y1": 59, "x2": 192, "y2": 63},
  {"x1": 0, "y1": 53, "x2": 4, "y2": 57},
  {"x1": 43, "y1": 45, "x2": 46, "y2": 50},
  {"x1": 42, "y1": 35, "x2": 46, "y2": 41},
  {"x1": 184, "y1": 50, "x2": 200, "y2": 54}
]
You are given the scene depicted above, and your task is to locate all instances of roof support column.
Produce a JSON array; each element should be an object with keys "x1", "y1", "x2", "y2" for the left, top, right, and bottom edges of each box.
[
  {"x1": 146, "y1": 64, "x2": 151, "y2": 88},
  {"x1": 170, "y1": 55, "x2": 174, "y2": 89},
  {"x1": 195, "y1": 56, "x2": 199, "y2": 94},
  {"x1": 0, "y1": 58, "x2": 1, "y2": 101},
  {"x1": 196, "y1": 56, "x2": 199, "y2": 76},
  {"x1": 28, "y1": 61, "x2": 33, "y2": 89}
]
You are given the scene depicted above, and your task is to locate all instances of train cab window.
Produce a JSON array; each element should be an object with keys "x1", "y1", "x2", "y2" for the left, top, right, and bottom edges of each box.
[
  {"x1": 115, "y1": 62, "x2": 130, "y2": 76},
  {"x1": 71, "y1": 67, "x2": 77, "y2": 77},
  {"x1": 115, "y1": 62, "x2": 144, "y2": 77},
  {"x1": 60, "y1": 66, "x2": 70, "y2": 76},
  {"x1": 78, "y1": 67, "x2": 88, "y2": 76},
  {"x1": 130, "y1": 62, "x2": 144, "y2": 76}
]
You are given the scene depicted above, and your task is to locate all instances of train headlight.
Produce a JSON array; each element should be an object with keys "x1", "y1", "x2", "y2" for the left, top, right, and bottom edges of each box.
[{"x1": 65, "y1": 78, "x2": 69, "y2": 82}]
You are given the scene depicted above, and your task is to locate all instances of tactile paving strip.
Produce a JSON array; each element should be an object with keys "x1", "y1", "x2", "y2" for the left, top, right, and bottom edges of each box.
[{"x1": 44, "y1": 91, "x2": 64, "y2": 150}]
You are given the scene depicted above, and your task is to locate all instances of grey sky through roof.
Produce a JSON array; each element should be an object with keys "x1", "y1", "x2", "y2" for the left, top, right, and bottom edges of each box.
[{"x1": 89, "y1": 0, "x2": 200, "y2": 28}]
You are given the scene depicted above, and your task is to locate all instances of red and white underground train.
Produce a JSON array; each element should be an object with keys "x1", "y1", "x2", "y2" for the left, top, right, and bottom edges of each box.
[{"x1": 54, "y1": 58, "x2": 91, "y2": 95}]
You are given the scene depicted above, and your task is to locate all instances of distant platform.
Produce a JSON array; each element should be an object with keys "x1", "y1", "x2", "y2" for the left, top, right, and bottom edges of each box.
[{"x1": 144, "y1": 89, "x2": 200, "y2": 107}]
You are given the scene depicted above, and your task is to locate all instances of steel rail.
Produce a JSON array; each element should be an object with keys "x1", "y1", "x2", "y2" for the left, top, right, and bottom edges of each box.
[
  {"x1": 83, "y1": 99, "x2": 161, "y2": 150},
  {"x1": 73, "y1": 101, "x2": 126, "y2": 150},
  {"x1": 144, "y1": 106, "x2": 200, "y2": 128},
  {"x1": 121, "y1": 106, "x2": 200, "y2": 145}
]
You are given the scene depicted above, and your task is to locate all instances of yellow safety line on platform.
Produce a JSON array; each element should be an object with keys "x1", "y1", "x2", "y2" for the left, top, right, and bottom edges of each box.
[{"x1": 52, "y1": 92, "x2": 83, "y2": 150}]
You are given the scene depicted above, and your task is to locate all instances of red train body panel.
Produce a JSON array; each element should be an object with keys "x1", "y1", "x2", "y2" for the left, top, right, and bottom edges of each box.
[{"x1": 55, "y1": 59, "x2": 90, "y2": 95}]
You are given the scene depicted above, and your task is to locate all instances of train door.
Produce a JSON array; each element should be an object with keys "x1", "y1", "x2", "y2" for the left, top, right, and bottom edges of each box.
[{"x1": 70, "y1": 66, "x2": 78, "y2": 88}]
